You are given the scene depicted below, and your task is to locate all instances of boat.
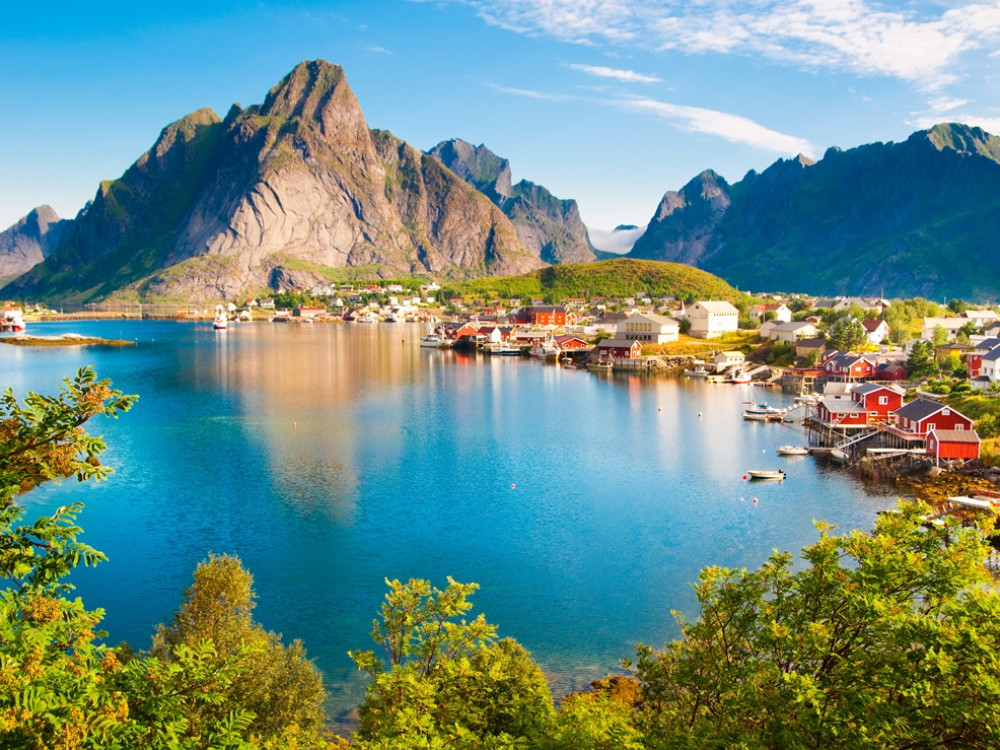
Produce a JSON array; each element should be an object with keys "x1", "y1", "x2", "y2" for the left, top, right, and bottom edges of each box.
[
  {"x1": 419, "y1": 332, "x2": 452, "y2": 349},
  {"x1": 587, "y1": 360, "x2": 614, "y2": 371},
  {"x1": 528, "y1": 339, "x2": 560, "y2": 361},
  {"x1": 830, "y1": 448, "x2": 849, "y2": 463},
  {"x1": 213, "y1": 305, "x2": 228, "y2": 330},
  {"x1": 483, "y1": 342, "x2": 522, "y2": 356},
  {"x1": 2, "y1": 305, "x2": 25, "y2": 332},
  {"x1": 742, "y1": 403, "x2": 785, "y2": 421},
  {"x1": 730, "y1": 369, "x2": 751, "y2": 384},
  {"x1": 706, "y1": 373, "x2": 728, "y2": 384},
  {"x1": 684, "y1": 362, "x2": 711, "y2": 377},
  {"x1": 777, "y1": 445, "x2": 810, "y2": 456},
  {"x1": 747, "y1": 469, "x2": 785, "y2": 480}
]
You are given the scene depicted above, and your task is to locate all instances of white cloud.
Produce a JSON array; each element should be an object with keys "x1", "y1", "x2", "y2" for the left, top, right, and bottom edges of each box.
[
  {"x1": 929, "y1": 96, "x2": 971, "y2": 113},
  {"x1": 445, "y1": 1, "x2": 1000, "y2": 90},
  {"x1": 487, "y1": 82, "x2": 570, "y2": 101},
  {"x1": 566, "y1": 63, "x2": 661, "y2": 83},
  {"x1": 616, "y1": 96, "x2": 816, "y2": 156}
]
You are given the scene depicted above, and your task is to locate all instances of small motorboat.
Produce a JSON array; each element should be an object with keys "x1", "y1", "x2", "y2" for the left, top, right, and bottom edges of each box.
[
  {"x1": 777, "y1": 445, "x2": 809, "y2": 456},
  {"x1": 742, "y1": 403, "x2": 785, "y2": 421},
  {"x1": 747, "y1": 469, "x2": 785, "y2": 480}
]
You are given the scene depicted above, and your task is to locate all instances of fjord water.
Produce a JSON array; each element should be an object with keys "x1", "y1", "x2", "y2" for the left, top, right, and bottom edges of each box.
[{"x1": 3, "y1": 321, "x2": 898, "y2": 717}]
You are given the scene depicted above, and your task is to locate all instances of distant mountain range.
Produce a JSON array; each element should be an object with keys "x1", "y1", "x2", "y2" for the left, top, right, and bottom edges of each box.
[
  {"x1": 628, "y1": 123, "x2": 1000, "y2": 301},
  {"x1": 2, "y1": 58, "x2": 999, "y2": 304}
]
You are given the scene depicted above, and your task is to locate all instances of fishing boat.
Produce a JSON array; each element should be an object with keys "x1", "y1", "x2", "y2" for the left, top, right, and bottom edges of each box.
[
  {"x1": 684, "y1": 362, "x2": 711, "y2": 377},
  {"x1": 777, "y1": 445, "x2": 810, "y2": 456},
  {"x1": 528, "y1": 339, "x2": 560, "y2": 361},
  {"x1": 747, "y1": 469, "x2": 785, "y2": 480},
  {"x1": 587, "y1": 360, "x2": 613, "y2": 372},
  {"x1": 705, "y1": 373, "x2": 728, "y2": 384},
  {"x1": 419, "y1": 332, "x2": 452, "y2": 349},
  {"x1": 730, "y1": 369, "x2": 752, "y2": 384},
  {"x1": 483, "y1": 341, "x2": 522, "y2": 356},
  {"x1": 742, "y1": 403, "x2": 785, "y2": 421}
]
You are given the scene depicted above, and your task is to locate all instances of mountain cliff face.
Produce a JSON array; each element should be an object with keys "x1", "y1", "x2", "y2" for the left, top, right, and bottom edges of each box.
[
  {"x1": 629, "y1": 124, "x2": 1000, "y2": 300},
  {"x1": 427, "y1": 139, "x2": 596, "y2": 265},
  {"x1": 6, "y1": 61, "x2": 542, "y2": 304},
  {"x1": 0, "y1": 206, "x2": 74, "y2": 285}
]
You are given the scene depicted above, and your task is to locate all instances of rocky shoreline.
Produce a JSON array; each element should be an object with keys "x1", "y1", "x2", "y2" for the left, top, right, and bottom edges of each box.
[{"x1": 0, "y1": 333, "x2": 135, "y2": 347}]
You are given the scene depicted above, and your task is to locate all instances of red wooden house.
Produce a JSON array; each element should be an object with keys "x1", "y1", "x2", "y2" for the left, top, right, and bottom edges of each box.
[
  {"x1": 554, "y1": 335, "x2": 588, "y2": 351},
  {"x1": 851, "y1": 383, "x2": 904, "y2": 422},
  {"x1": 886, "y1": 398, "x2": 973, "y2": 439},
  {"x1": 966, "y1": 337, "x2": 1000, "y2": 379},
  {"x1": 926, "y1": 429, "x2": 981, "y2": 464},
  {"x1": 821, "y1": 351, "x2": 878, "y2": 381},
  {"x1": 815, "y1": 397, "x2": 870, "y2": 429},
  {"x1": 526, "y1": 305, "x2": 569, "y2": 326},
  {"x1": 596, "y1": 339, "x2": 642, "y2": 360}
]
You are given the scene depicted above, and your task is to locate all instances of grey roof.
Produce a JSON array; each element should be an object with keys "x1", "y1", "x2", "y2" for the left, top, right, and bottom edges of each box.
[
  {"x1": 929, "y1": 429, "x2": 980, "y2": 443},
  {"x1": 820, "y1": 398, "x2": 866, "y2": 414},
  {"x1": 893, "y1": 397, "x2": 954, "y2": 421},
  {"x1": 597, "y1": 338, "x2": 640, "y2": 348}
]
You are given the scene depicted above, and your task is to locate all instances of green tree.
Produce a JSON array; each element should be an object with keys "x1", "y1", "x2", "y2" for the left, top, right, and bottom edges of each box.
[
  {"x1": 349, "y1": 577, "x2": 554, "y2": 748},
  {"x1": 932, "y1": 324, "x2": 949, "y2": 345},
  {"x1": 827, "y1": 316, "x2": 867, "y2": 351},
  {"x1": 906, "y1": 339, "x2": 938, "y2": 378},
  {"x1": 631, "y1": 504, "x2": 1000, "y2": 749},
  {"x1": 153, "y1": 553, "x2": 329, "y2": 746}
]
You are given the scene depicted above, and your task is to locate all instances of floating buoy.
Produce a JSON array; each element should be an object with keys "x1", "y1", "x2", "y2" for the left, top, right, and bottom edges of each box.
[
  {"x1": 293, "y1": 421, "x2": 297, "y2": 429},
  {"x1": 510, "y1": 483, "x2": 515, "y2": 489},
  {"x1": 657, "y1": 407, "x2": 662, "y2": 412},
  {"x1": 752, "y1": 497, "x2": 758, "y2": 504},
  {"x1": 740, "y1": 497, "x2": 745, "y2": 502},
  {"x1": 742, "y1": 475, "x2": 748, "y2": 480},
  {"x1": 698, "y1": 412, "x2": 702, "y2": 417}
]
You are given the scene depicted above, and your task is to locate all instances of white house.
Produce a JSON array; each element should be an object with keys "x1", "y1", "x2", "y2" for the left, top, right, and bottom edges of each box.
[
  {"x1": 713, "y1": 350, "x2": 745, "y2": 368},
  {"x1": 687, "y1": 301, "x2": 739, "y2": 339},
  {"x1": 921, "y1": 317, "x2": 968, "y2": 340},
  {"x1": 618, "y1": 313, "x2": 680, "y2": 343},
  {"x1": 862, "y1": 319, "x2": 890, "y2": 345},
  {"x1": 750, "y1": 303, "x2": 792, "y2": 322},
  {"x1": 767, "y1": 321, "x2": 819, "y2": 343}
]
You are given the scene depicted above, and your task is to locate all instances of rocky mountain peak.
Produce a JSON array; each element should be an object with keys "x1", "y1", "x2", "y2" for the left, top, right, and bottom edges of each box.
[
  {"x1": 922, "y1": 122, "x2": 1000, "y2": 162},
  {"x1": 258, "y1": 60, "x2": 364, "y2": 141},
  {"x1": 427, "y1": 138, "x2": 512, "y2": 199}
]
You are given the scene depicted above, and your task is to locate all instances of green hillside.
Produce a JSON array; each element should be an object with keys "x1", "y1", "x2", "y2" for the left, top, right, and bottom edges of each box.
[{"x1": 441, "y1": 257, "x2": 743, "y2": 303}]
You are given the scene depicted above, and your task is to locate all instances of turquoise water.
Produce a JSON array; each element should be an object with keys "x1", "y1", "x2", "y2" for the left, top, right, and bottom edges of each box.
[{"x1": 2, "y1": 320, "x2": 899, "y2": 718}]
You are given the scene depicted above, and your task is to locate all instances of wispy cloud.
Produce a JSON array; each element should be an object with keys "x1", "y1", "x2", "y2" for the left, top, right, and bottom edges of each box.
[
  {"x1": 487, "y1": 82, "x2": 570, "y2": 101},
  {"x1": 616, "y1": 96, "x2": 815, "y2": 156},
  {"x1": 364, "y1": 46, "x2": 393, "y2": 55},
  {"x1": 446, "y1": 1, "x2": 1000, "y2": 90},
  {"x1": 565, "y1": 63, "x2": 661, "y2": 83}
]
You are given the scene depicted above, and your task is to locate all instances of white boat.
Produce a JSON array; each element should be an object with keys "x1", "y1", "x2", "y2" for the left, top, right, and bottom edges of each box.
[
  {"x1": 2, "y1": 305, "x2": 25, "y2": 332},
  {"x1": 213, "y1": 305, "x2": 228, "y2": 330},
  {"x1": 747, "y1": 469, "x2": 785, "y2": 480},
  {"x1": 706, "y1": 373, "x2": 728, "y2": 384},
  {"x1": 830, "y1": 449, "x2": 849, "y2": 463},
  {"x1": 684, "y1": 362, "x2": 711, "y2": 377},
  {"x1": 419, "y1": 332, "x2": 452, "y2": 349},
  {"x1": 483, "y1": 342, "x2": 522, "y2": 356},
  {"x1": 730, "y1": 369, "x2": 751, "y2": 384},
  {"x1": 777, "y1": 445, "x2": 810, "y2": 456},
  {"x1": 742, "y1": 403, "x2": 785, "y2": 421},
  {"x1": 528, "y1": 339, "x2": 560, "y2": 360}
]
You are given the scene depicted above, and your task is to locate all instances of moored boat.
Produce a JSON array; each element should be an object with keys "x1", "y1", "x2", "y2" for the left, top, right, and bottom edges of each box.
[
  {"x1": 419, "y1": 332, "x2": 452, "y2": 349},
  {"x1": 528, "y1": 339, "x2": 560, "y2": 360},
  {"x1": 777, "y1": 445, "x2": 810, "y2": 456},
  {"x1": 742, "y1": 403, "x2": 785, "y2": 421},
  {"x1": 747, "y1": 469, "x2": 785, "y2": 480}
]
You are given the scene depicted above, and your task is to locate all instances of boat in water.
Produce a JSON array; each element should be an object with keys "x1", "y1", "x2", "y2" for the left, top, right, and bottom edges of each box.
[
  {"x1": 742, "y1": 403, "x2": 785, "y2": 421},
  {"x1": 419, "y1": 332, "x2": 453, "y2": 349},
  {"x1": 684, "y1": 362, "x2": 712, "y2": 377},
  {"x1": 528, "y1": 339, "x2": 560, "y2": 361},
  {"x1": 213, "y1": 306, "x2": 228, "y2": 330},
  {"x1": 747, "y1": 469, "x2": 785, "y2": 480},
  {"x1": 777, "y1": 445, "x2": 810, "y2": 456},
  {"x1": 730, "y1": 369, "x2": 752, "y2": 384},
  {"x1": 2, "y1": 304, "x2": 25, "y2": 332},
  {"x1": 483, "y1": 341, "x2": 523, "y2": 356}
]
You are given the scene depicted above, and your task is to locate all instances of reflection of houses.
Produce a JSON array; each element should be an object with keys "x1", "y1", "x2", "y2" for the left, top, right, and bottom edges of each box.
[
  {"x1": 618, "y1": 313, "x2": 680, "y2": 343},
  {"x1": 596, "y1": 339, "x2": 643, "y2": 360},
  {"x1": 687, "y1": 301, "x2": 739, "y2": 339}
]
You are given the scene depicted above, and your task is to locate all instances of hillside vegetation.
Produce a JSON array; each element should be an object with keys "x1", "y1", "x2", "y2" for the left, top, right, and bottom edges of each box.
[{"x1": 441, "y1": 257, "x2": 743, "y2": 303}]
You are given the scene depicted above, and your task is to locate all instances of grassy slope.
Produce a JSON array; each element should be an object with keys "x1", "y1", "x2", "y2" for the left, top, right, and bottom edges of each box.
[{"x1": 441, "y1": 258, "x2": 742, "y2": 302}]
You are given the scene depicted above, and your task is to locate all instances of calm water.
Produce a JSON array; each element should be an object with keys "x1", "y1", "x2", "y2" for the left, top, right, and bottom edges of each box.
[{"x1": 2, "y1": 320, "x2": 899, "y2": 719}]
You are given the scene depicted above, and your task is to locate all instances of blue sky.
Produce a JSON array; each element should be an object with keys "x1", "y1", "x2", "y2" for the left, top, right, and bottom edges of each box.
[{"x1": 3, "y1": 1, "x2": 1000, "y2": 246}]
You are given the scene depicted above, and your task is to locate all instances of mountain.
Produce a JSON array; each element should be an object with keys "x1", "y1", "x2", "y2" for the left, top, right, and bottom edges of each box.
[
  {"x1": 629, "y1": 124, "x2": 1000, "y2": 301},
  {"x1": 4, "y1": 61, "x2": 543, "y2": 304},
  {"x1": 0, "y1": 206, "x2": 74, "y2": 286},
  {"x1": 426, "y1": 139, "x2": 596, "y2": 265}
]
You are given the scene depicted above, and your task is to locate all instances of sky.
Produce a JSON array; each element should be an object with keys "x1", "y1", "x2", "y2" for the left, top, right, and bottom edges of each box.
[{"x1": 3, "y1": 1, "x2": 1000, "y2": 248}]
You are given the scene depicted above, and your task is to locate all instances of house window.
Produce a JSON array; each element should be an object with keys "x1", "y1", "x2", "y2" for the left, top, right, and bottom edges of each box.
[
  {"x1": 879, "y1": 396, "x2": 888, "y2": 405},
  {"x1": 956, "y1": 424, "x2": 964, "y2": 430}
]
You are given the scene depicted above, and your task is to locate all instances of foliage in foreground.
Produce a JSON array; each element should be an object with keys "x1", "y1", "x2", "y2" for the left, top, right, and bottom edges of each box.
[{"x1": 0, "y1": 368, "x2": 330, "y2": 749}]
